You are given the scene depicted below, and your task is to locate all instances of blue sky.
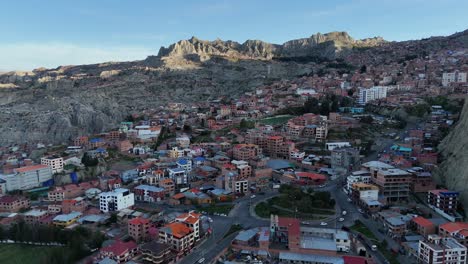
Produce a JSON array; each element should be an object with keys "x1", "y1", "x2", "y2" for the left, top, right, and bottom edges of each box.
[{"x1": 1, "y1": 0, "x2": 467, "y2": 70}]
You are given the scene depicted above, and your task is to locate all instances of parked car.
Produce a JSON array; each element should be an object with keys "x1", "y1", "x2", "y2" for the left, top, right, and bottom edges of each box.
[
  {"x1": 338, "y1": 218, "x2": 345, "y2": 222},
  {"x1": 320, "y1": 222, "x2": 328, "y2": 226},
  {"x1": 250, "y1": 195, "x2": 256, "y2": 199},
  {"x1": 371, "y1": 245, "x2": 378, "y2": 251},
  {"x1": 342, "y1": 211, "x2": 347, "y2": 215}
]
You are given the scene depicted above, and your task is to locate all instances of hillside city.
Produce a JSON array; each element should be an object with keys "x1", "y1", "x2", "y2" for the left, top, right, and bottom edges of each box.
[{"x1": 0, "y1": 35, "x2": 467, "y2": 264}]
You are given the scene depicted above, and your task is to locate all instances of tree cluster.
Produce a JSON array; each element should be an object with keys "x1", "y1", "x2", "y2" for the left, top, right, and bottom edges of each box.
[
  {"x1": 0, "y1": 222, "x2": 105, "y2": 264},
  {"x1": 81, "y1": 152, "x2": 98, "y2": 167}
]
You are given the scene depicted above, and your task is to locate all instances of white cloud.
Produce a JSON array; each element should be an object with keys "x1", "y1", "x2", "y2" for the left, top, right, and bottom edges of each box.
[{"x1": 0, "y1": 43, "x2": 156, "y2": 71}]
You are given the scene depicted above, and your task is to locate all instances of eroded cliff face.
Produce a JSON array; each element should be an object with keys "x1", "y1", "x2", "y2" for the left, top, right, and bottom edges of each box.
[
  {"x1": 0, "y1": 57, "x2": 314, "y2": 145},
  {"x1": 436, "y1": 97, "x2": 468, "y2": 211},
  {"x1": 156, "y1": 32, "x2": 385, "y2": 60}
]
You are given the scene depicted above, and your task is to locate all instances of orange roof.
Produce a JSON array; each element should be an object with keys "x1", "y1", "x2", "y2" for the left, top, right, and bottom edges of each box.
[
  {"x1": 15, "y1": 164, "x2": 49, "y2": 173},
  {"x1": 296, "y1": 172, "x2": 326, "y2": 180},
  {"x1": 412, "y1": 216, "x2": 434, "y2": 228},
  {"x1": 62, "y1": 199, "x2": 77, "y2": 205},
  {"x1": 162, "y1": 222, "x2": 192, "y2": 238},
  {"x1": 160, "y1": 178, "x2": 173, "y2": 184},
  {"x1": 268, "y1": 136, "x2": 282, "y2": 140},
  {"x1": 176, "y1": 212, "x2": 201, "y2": 224},
  {"x1": 128, "y1": 217, "x2": 150, "y2": 225},
  {"x1": 172, "y1": 193, "x2": 185, "y2": 199},
  {"x1": 440, "y1": 222, "x2": 468, "y2": 233}
]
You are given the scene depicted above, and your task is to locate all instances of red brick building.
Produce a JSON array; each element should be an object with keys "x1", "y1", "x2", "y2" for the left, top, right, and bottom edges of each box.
[
  {"x1": 0, "y1": 196, "x2": 30, "y2": 212},
  {"x1": 128, "y1": 217, "x2": 151, "y2": 242},
  {"x1": 410, "y1": 216, "x2": 436, "y2": 237}
]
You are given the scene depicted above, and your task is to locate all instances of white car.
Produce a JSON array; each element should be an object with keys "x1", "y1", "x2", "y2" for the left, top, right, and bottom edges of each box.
[
  {"x1": 358, "y1": 209, "x2": 364, "y2": 214},
  {"x1": 198, "y1": 258, "x2": 206, "y2": 263},
  {"x1": 342, "y1": 211, "x2": 347, "y2": 216},
  {"x1": 320, "y1": 222, "x2": 328, "y2": 226},
  {"x1": 338, "y1": 217, "x2": 345, "y2": 222},
  {"x1": 250, "y1": 195, "x2": 256, "y2": 199}
]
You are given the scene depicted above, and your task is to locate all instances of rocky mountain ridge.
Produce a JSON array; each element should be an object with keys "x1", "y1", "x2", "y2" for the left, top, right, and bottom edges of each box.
[
  {"x1": 0, "y1": 30, "x2": 467, "y2": 145},
  {"x1": 156, "y1": 31, "x2": 386, "y2": 61}
]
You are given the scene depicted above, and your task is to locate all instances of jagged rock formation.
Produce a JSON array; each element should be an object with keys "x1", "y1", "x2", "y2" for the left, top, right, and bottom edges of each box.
[
  {"x1": 0, "y1": 30, "x2": 466, "y2": 145},
  {"x1": 436, "y1": 97, "x2": 468, "y2": 211},
  {"x1": 156, "y1": 32, "x2": 385, "y2": 61}
]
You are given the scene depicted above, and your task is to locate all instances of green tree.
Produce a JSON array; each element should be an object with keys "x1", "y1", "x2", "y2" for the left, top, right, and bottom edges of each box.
[
  {"x1": 360, "y1": 65, "x2": 367, "y2": 73},
  {"x1": 81, "y1": 153, "x2": 98, "y2": 167}
]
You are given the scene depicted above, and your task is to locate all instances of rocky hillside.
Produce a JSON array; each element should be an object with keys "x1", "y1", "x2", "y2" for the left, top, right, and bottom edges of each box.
[
  {"x1": 0, "y1": 30, "x2": 466, "y2": 145},
  {"x1": 436, "y1": 98, "x2": 468, "y2": 212},
  {"x1": 156, "y1": 31, "x2": 385, "y2": 61}
]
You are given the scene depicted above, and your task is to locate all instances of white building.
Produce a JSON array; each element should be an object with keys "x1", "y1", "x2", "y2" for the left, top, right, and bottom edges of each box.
[
  {"x1": 135, "y1": 125, "x2": 161, "y2": 140},
  {"x1": 175, "y1": 211, "x2": 201, "y2": 239},
  {"x1": 346, "y1": 171, "x2": 372, "y2": 192},
  {"x1": 0, "y1": 165, "x2": 53, "y2": 192},
  {"x1": 41, "y1": 156, "x2": 64, "y2": 173},
  {"x1": 442, "y1": 71, "x2": 467, "y2": 87},
  {"x1": 325, "y1": 142, "x2": 351, "y2": 151},
  {"x1": 418, "y1": 235, "x2": 467, "y2": 264},
  {"x1": 176, "y1": 159, "x2": 193, "y2": 174},
  {"x1": 176, "y1": 135, "x2": 191, "y2": 148},
  {"x1": 99, "y1": 188, "x2": 135, "y2": 213},
  {"x1": 358, "y1": 86, "x2": 388, "y2": 104},
  {"x1": 296, "y1": 87, "x2": 317, "y2": 96},
  {"x1": 168, "y1": 168, "x2": 188, "y2": 186}
]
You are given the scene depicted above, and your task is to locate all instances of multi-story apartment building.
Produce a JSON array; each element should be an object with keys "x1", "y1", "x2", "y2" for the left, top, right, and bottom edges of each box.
[
  {"x1": 40, "y1": 156, "x2": 64, "y2": 173},
  {"x1": 351, "y1": 183, "x2": 381, "y2": 212},
  {"x1": 61, "y1": 197, "x2": 87, "y2": 213},
  {"x1": 159, "y1": 222, "x2": 194, "y2": 253},
  {"x1": 331, "y1": 147, "x2": 361, "y2": 171},
  {"x1": 232, "y1": 144, "x2": 261, "y2": 161},
  {"x1": 358, "y1": 86, "x2": 388, "y2": 104},
  {"x1": 0, "y1": 196, "x2": 30, "y2": 212},
  {"x1": 168, "y1": 168, "x2": 188, "y2": 188},
  {"x1": 48, "y1": 181, "x2": 98, "y2": 201},
  {"x1": 221, "y1": 171, "x2": 249, "y2": 194},
  {"x1": 442, "y1": 71, "x2": 467, "y2": 87},
  {"x1": 231, "y1": 160, "x2": 252, "y2": 179},
  {"x1": 99, "y1": 188, "x2": 135, "y2": 213},
  {"x1": 134, "y1": 185, "x2": 165, "y2": 202},
  {"x1": 1, "y1": 165, "x2": 53, "y2": 192},
  {"x1": 176, "y1": 158, "x2": 192, "y2": 174},
  {"x1": 428, "y1": 189, "x2": 459, "y2": 216},
  {"x1": 175, "y1": 211, "x2": 201, "y2": 239},
  {"x1": 128, "y1": 217, "x2": 151, "y2": 242},
  {"x1": 176, "y1": 135, "x2": 190, "y2": 148},
  {"x1": 146, "y1": 170, "x2": 165, "y2": 186},
  {"x1": 346, "y1": 170, "x2": 371, "y2": 192},
  {"x1": 439, "y1": 222, "x2": 468, "y2": 247},
  {"x1": 418, "y1": 235, "x2": 467, "y2": 264},
  {"x1": 22, "y1": 209, "x2": 49, "y2": 225},
  {"x1": 373, "y1": 168, "x2": 411, "y2": 203},
  {"x1": 169, "y1": 147, "x2": 184, "y2": 159},
  {"x1": 139, "y1": 241, "x2": 172, "y2": 264}
]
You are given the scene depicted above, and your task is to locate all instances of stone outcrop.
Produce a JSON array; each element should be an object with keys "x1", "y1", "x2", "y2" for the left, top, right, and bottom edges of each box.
[
  {"x1": 156, "y1": 31, "x2": 385, "y2": 61},
  {"x1": 0, "y1": 30, "x2": 466, "y2": 145},
  {"x1": 435, "y1": 97, "x2": 468, "y2": 211}
]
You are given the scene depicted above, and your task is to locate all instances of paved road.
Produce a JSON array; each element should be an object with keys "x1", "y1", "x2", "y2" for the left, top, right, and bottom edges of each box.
[{"x1": 179, "y1": 191, "x2": 276, "y2": 264}]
